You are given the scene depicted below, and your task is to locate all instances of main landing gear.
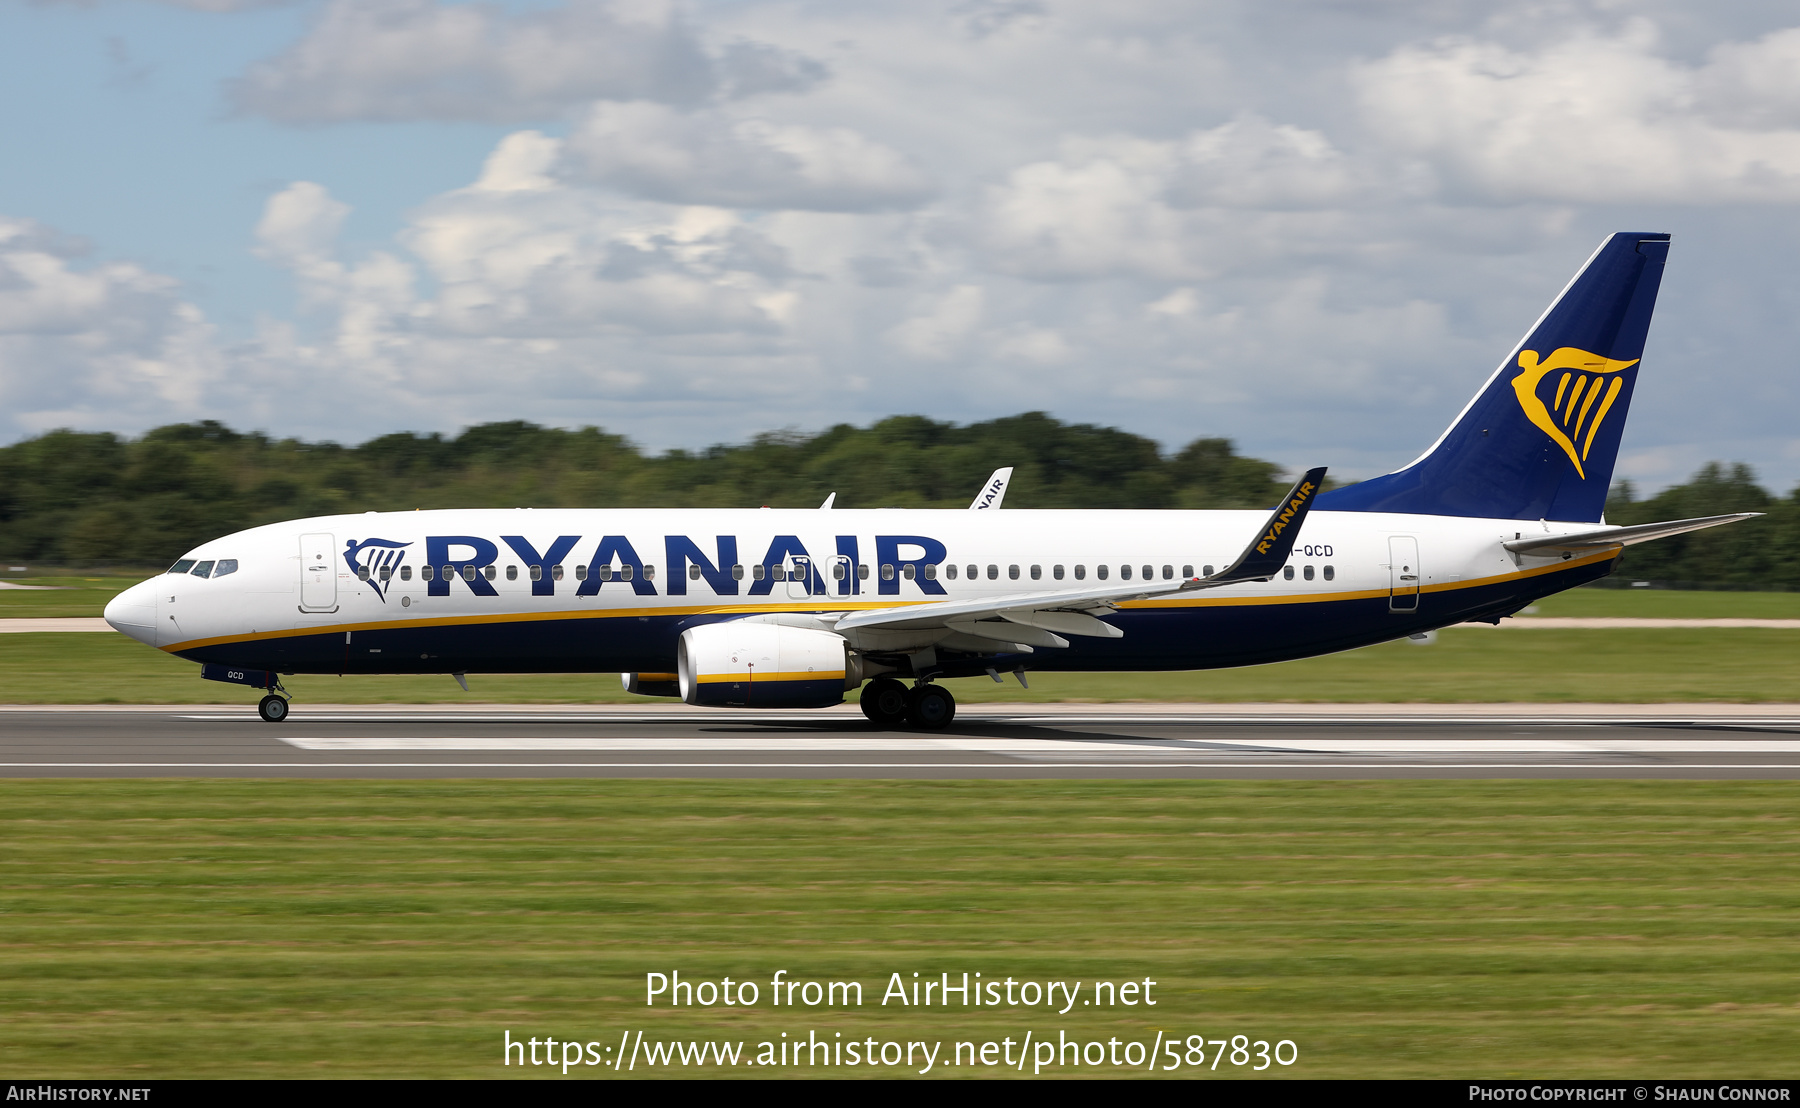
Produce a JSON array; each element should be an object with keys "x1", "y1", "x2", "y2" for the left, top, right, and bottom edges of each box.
[
  {"x1": 258, "y1": 694, "x2": 290, "y2": 723},
  {"x1": 859, "y1": 677, "x2": 956, "y2": 730}
]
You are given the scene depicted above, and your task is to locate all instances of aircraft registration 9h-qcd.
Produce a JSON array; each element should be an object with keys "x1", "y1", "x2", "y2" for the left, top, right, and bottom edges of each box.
[{"x1": 105, "y1": 232, "x2": 1754, "y2": 727}]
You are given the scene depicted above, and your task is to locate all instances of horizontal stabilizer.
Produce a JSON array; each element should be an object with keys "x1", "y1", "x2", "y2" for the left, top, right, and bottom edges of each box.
[{"x1": 1504, "y1": 513, "x2": 1761, "y2": 554}]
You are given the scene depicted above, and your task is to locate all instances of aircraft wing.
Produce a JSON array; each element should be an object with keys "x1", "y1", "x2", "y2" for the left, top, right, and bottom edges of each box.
[
  {"x1": 1503, "y1": 512, "x2": 1760, "y2": 555},
  {"x1": 837, "y1": 468, "x2": 1326, "y2": 647},
  {"x1": 969, "y1": 468, "x2": 1013, "y2": 509}
]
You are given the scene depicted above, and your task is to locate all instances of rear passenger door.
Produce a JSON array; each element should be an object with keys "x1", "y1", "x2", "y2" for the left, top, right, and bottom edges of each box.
[{"x1": 1388, "y1": 535, "x2": 1419, "y2": 612}]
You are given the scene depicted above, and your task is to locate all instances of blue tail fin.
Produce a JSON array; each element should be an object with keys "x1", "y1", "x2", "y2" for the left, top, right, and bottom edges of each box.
[{"x1": 1317, "y1": 232, "x2": 1669, "y2": 522}]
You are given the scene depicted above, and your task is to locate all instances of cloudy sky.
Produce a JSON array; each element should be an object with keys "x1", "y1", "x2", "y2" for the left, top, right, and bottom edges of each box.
[{"x1": 3, "y1": 0, "x2": 1799, "y2": 491}]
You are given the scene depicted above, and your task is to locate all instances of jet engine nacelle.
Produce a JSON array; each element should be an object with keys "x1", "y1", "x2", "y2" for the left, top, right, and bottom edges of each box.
[{"x1": 678, "y1": 622, "x2": 855, "y2": 708}]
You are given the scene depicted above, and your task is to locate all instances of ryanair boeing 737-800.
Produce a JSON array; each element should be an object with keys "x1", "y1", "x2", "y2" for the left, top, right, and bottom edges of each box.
[{"x1": 104, "y1": 232, "x2": 1753, "y2": 726}]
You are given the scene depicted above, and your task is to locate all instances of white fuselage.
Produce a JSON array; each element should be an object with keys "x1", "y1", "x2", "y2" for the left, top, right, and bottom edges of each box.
[{"x1": 104, "y1": 506, "x2": 1615, "y2": 680}]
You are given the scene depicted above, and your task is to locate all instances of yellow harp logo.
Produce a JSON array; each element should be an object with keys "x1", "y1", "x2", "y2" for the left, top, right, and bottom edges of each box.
[{"x1": 1511, "y1": 347, "x2": 1638, "y2": 479}]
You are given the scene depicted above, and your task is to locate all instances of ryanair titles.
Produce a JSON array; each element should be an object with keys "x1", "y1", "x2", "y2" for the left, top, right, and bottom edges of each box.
[
  {"x1": 1254, "y1": 479, "x2": 1318, "y2": 556},
  {"x1": 345, "y1": 533, "x2": 952, "y2": 602}
]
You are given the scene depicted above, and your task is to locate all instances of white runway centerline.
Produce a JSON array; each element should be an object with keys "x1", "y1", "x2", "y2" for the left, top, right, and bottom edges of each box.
[{"x1": 275, "y1": 735, "x2": 1800, "y2": 755}]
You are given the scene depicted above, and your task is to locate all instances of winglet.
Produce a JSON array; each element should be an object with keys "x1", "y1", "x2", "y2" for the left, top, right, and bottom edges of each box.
[
  {"x1": 819, "y1": 492, "x2": 836, "y2": 509},
  {"x1": 1194, "y1": 467, "x2": 1327, "y2": 586},
  {"x1": 970, "y1": 468, "x2": 1013, "y2": 510}
]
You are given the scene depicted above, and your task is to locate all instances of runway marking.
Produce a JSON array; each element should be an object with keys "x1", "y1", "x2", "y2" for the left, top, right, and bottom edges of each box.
[
  {"x1": 273, "y1": 736, "x2": 1800, "y2": 754},
  {"x1": 7, "y1": 762, "x2": 1800, "y2": 770},
  {"x1": 178, "y1": 713, "x2": 1800, "y2": 727}
]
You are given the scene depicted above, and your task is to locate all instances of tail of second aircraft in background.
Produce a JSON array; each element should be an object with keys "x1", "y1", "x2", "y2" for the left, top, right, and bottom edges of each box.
[{"x1": 1317, "y1": 232, "x2": 1670, "y2": 523}]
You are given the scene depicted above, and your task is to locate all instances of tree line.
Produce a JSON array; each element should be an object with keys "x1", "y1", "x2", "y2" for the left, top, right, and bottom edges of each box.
[
  {"x1": 0, "y1": 413, "x2": 1289, "y2": 568},
  {"x1": 0, "y1": 414, "x2": 1792, "y2": 587}
]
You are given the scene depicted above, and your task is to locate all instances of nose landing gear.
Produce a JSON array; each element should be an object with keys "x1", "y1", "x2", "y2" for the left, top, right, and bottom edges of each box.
[{"x1": 258, "y1": 694, "x2": 290, "y2": 723}]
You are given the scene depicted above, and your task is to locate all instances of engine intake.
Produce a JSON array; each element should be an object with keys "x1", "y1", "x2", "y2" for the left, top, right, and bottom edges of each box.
[{"x1": 678, "y1": 622, "x2": 854, "y2": 708}]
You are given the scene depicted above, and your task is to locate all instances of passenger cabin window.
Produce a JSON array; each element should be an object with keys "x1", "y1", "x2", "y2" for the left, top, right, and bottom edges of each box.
[
  {"x1": 1323, "y1": 565, "x2": 1335, "y2": 581},
  {"x1": 483, "y1": 565, "x2": 497, "y2": 581},
  {"x1": 356, "y1": 565, "x2": 370, "y2": 582},
  {"x1": 857, "y1": 564, "x2": 869, "y2": 580},
  {"x1": 1008, "y1": 565, "x2": 1019, "y2": 580},
  {"x1": 507, "y1": 565, "x2": 518, "y2": 581},
  {"x1": 1074, "y1": 565, "x2": 1086, "y2": 580},
  {"x1": 966, "y1": 565, "x2": 977, "y2": 580},
  {"x1": 1162, "y1": 565, "x2": 1172, "y2": 580},
  {"x1": 1030, "y1": 565, "x2": 1041, "y2": 580},
  {"x1": 192, "y1": 561, "x2": 216, "y2": 579},
  {"x1": 946, "y1": 564, "x2": 958, "y2": 580},
  {"x1": 530, "y1": 565, "x2": 542, "y2": 581},
  {"x1": 1053, "y1": 565, "x2": 1065, "y2": 580},
  {"x1": 689, "y1": 565, "x2": 703, "y2": 580},
  {"x1": 1120, "y1": 565, "x2": 1131, "y2": 580},
  {"x1": 1183, "y1": 565, "x2": 1194, "y2": 578},
  {"x1": 1303, "y1": 565, "x2": 1315, "y2": 581},
  {"x1": 400, "y1": 564, "x2": 411, "y2": 581},
  {"x1": 441, "y1": 564, "x2": 453, "y2": 581},
  {"x1": 881, "y1": 564, "x2": 895, "y2": 581},
  {"x1": 215, "y1": 559, "x2": 238, "y2": 579},
  {"x1": 1203, "y1": 565, "x2": 1214, "y2": 576},
  {"x1": 903, "y1": 564, "x2": 916, "y2": 580},
  {"x1": 1143, "y1": 565, "x2": 1154, "y2": 580},
  {"x1": 642, "y1": 565, "x2": 653, "y2": 581},
  {"x1": 422, "y1": 565, "x2": 435, "y2": 582},
  {"x1": 598, "y1": 565, "x2": 613, "y2": 581},
  {"x1": 1283, "y1": 566, "x2": 1295, "y2": 581},
  {"x1": 732, "y1": 565, "x2": 745, "y2": 580},
  {"x1": 752, "y1": 564, "x2": 766, "y2": 581},
  {"x1": 575, "y1": 565, "x2": 587, "y2": 581},
  {"x1": 379, "y1": 565, "x2": 391, "y2": 582},
  {"x1": 923, "y1": 564, "x2": 937, "y2": 580},
  {"x1": 1097, "y1": 565, "x2": 1109, "y2": 580},
  {"x1": 770, "y1": 565, "x2": 785, "y2": 581},
  {"x1": 463, "y1": 566, "x2": 477, "y2": 582},
  {"x1": 552, "y1": 565, "x2": 564, "y2": 581},
  {"x1": 169, "y1": 559, "x2": 196, "y2": 575},
  {"x1": 987, "y1": 565, "x2": 998, "y2": 580}
]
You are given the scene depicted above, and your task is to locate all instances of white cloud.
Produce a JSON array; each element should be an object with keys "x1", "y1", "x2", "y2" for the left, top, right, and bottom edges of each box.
[
  {"x1": 229, "y1": 0, "x2": 767, "y2": 124},
  {"x1": 0, "y1": 219, "x2": 226, "y2": 439},
  {"x1": 971, "y1": 119, "x2": 1359, "y2": 280},
  {"x1": 1354, "y1": 24, "x2": 1800, "y2": 203},
  {"x1": 561, "y1": 101, "x2": 936, "y2": 212},
  {"x1": 884, "y1": 284, "x2": 984, "y2": 360}
]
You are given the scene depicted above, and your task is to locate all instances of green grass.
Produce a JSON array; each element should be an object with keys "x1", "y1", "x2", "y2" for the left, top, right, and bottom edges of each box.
[
  {"x1": 0, "y1": 576, "x2": 142, "y2": 619},
  {"x1": 1, "y1": 780, "x2": 1796, "y2": 1078},
  {"x1": 1532, "y1": 588, "x2": 1800, "y2": 618},
  {"x1": 4, "y1": 627, "x2": 1799, "y2": 704}
]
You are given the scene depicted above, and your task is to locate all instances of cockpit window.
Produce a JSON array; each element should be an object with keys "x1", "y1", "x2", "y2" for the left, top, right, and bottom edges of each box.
[
  {"x1": 191, "y1": 561, "x2": 215, "y2": 579},
  {"x1": 169, "y1": 559, "x2": 196, "y2": 575},
  {"x1": 213, "y1": 559, "x2": 238, "y2": 578}
]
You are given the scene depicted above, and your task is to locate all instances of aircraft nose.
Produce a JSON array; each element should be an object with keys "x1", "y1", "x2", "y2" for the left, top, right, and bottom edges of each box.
[{"x1": 104, "y1": 579, "x2": 159, "y2": 647}]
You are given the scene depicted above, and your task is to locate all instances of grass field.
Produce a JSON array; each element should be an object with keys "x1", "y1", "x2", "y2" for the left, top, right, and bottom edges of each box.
[
  {"x1": 3, "y1": 626, "x2": 1798, "y2": 704},
  {"x1": 2, "y1": 779, "x2": 1796, "y2": 1079},
  {"x1": 0, "y1": 576, "x2": 141, "y2": 619}
]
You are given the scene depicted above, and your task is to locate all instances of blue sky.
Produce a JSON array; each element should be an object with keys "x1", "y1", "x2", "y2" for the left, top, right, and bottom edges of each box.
[{"x1": 3, "y1": 0, "x2": 1800, "y2": 494}]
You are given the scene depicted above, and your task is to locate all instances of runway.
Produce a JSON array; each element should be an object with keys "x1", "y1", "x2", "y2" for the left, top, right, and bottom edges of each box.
[{"x1": 5, "y1": 704, "x2": 1800, "y2": 778}]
